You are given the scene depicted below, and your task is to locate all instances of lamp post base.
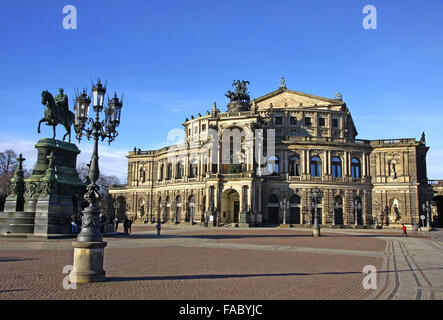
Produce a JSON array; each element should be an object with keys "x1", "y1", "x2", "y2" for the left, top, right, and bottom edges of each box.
[
  {"x1": 312, "y1": 226, "x2": 321, "y2": 237},
  {"x1": 69, "y1": 241, "x2": 107, "y2": 283}
]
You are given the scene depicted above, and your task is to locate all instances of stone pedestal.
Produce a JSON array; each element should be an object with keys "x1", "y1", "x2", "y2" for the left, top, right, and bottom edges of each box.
[
  {"x1": 69, "y1": 241, "x2": 107, "y2": 283},
  {"x1": 0, "y1": 139, "x2": 85, "y2": 236},
  {"x1": 312, "y1": 226, "x2": 321, "y2": 237}
]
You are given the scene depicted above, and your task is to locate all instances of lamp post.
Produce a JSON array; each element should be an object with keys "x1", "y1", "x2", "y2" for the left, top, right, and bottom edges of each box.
[
  {"x1": 160, "y1": 199, "x2": 166, "y2": 223},
  {"x1": 280, "y1": 197, "x2": 289, "y2": 226},
  {"x1": 69, "y1": 79, "x2": 123, "y2": 284},
  {"x1": 311, "y1": 187, "x2": 323, "y2": 237},
  {"x1": 422, "y1": 201, "x2": 432, "y2": 231},
  {"x1": 374, "y1": 201, "x2": 379, "y2": 229},
  {"x1": 332, "y1": 201, "x2": 337, "y2": 226},
  {"x1": 354, "y1": 198, "x2": 362, "y2": 228}
]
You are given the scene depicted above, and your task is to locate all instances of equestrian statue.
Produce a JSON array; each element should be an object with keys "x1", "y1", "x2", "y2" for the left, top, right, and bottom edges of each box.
[{"x1": 38, "y1": 88, "x2": 75, "y2": 142}]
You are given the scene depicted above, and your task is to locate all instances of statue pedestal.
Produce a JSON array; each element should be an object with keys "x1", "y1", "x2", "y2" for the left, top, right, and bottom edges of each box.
[
  {"x1": 69, "y1": 241, "x2": 107, "y2": 283},
  {"x1": 0, "y1": 138, "x2": 85, "y2": 236}
]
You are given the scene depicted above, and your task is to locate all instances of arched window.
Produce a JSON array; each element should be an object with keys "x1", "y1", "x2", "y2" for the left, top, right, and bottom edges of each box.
[
  {"x1": 167, "y1": 163, "x2": 172, "y2": 180},
  {"x1": 267, "y1": 156, "x2": 279, "y2": 175},
  {"x1": 189, "y1": 159, "x2": 198, "y2": 178},
  {"x1": 176, "y1": 160, "x2": 184, "y2": 179},
  {"x1": 289, "y1": 155, "x2": 301, "y2": 176},
  {"x1": 331, "y1": 157, "x2": 342, "y2": 178},
  {"x1": 351, "y1": 158, "x2": 361, "y2": 179},
  {"x1": 140, "y1": 168, "x2": 146, "y2": 183},
  {"x1": 268, "y1": 194, "x2": 279, "y2": 204},
  {"x1": 159, "y1": 164, "x2": 164, "y2": 180},
  {"x1": 310, "y1": 156, "x2": 322, "y2": 177}
]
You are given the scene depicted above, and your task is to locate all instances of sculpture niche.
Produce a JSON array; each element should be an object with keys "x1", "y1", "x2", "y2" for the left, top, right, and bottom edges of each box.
[
  {"x1": 225, "y1": 80, "x2": 251, "y2": 113},
  {"x1": 38, "y1": 88, "x2": 75, "y2": 142}
]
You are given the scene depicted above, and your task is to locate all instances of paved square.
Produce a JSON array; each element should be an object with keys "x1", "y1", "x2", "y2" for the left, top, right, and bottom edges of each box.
[{"x1": 0, "y1": 226, "x2": 442, "y2": 300}]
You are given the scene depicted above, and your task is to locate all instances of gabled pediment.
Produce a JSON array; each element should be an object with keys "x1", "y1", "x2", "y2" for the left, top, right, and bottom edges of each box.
[{"x1": 253, "y1": 88, "x2": 342, "y2": 110}]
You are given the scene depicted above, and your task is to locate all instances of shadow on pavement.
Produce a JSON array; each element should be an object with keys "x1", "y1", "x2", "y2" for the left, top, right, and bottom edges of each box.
[{"x1": 105, "y1": 267, "x2": 443, "y2": 283}]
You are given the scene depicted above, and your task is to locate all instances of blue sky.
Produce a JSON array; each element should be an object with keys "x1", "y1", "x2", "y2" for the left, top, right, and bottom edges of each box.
[{"x1": 0, "y1": 0, "x2": 442, "y2": 180}]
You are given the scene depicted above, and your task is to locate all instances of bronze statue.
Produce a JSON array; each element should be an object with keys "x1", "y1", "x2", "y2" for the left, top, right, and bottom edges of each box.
[
  {"x1": 38, "y1": 89, "x2": 75, "y2": 142},
  {"x1": 225, "y1": 80, "x2": 251, "y2": 102}
]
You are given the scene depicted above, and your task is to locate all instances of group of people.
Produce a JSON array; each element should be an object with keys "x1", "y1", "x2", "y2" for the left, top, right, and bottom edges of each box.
[{"x1": 114, "y1": 216, "x2": 134, "y2": 234}]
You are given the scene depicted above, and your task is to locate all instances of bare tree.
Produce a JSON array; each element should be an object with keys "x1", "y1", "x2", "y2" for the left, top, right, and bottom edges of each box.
[{"x1": 0, "y1": 149, "x2": 18, "y2": 196}]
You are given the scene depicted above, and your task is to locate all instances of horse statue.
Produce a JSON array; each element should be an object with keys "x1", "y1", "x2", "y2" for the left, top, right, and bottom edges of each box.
[{"x1": 38, "y1": 89, "x2": 75, "y2": 142}]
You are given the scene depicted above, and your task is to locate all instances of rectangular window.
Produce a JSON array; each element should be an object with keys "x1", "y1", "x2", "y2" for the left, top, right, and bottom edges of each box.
[
  {"x1": 290, "y1": 117, "x2": 297, "y2": 125},
  {"x1": 275, "y1": 117, "x2": 282, "y2": 125},
  {"x1": 332, "y1": 119, "x2": 338, "y2": 127},
  {"x1": 319, "y1": 118, "x2": 326, "y2": 127},
  {"x1": 202, "y1": 124, "x2": 206, "y2": 131},
  {"x1": 305, "y1": 117, "x2": 312, "y2": 126}
]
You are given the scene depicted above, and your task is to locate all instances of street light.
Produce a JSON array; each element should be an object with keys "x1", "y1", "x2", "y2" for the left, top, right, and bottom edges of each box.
[
  {"x1": 280, "y1": 197, "x2": 290, "y2": 226},
  {"x1": 422, "y1": 201, "x2": 432, "y2": 231},
  {"x1": 69, "y1": 79, "x2": 123, "y2": 284},
  {"x1": 311, "y1": 187, "x2": 323, "y2": 237},
  {"x1": 374, "y1": 200, "x2": 379, "y2": 229},
  {"x1": 354, "y1": 198, "x2": 362, "y2": 228}
]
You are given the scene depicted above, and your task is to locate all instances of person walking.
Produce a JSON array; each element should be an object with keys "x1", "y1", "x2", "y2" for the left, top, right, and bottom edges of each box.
[
  {"x1": 128, "y1": 217, "x2": 133, "y2": 234},
  {"x1": 123, "y1": 217, "x2": 129, "y2": 234},
  {"x1": 402, "y1": 223, "x2": 408, "y2": 237},
  {"x1": 71, "y1": 215, "x2": 78, "y2": 234},
  {"x1": 156, "y1": 220, "x2": 162, "y2": 236}
]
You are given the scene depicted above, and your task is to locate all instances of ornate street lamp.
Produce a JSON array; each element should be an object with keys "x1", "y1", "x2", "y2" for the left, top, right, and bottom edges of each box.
[
  {"x1": 354, "y1": 198, "x2": 362, "y2": 227},
  {"x1": 422, "y1": 201, "x2": 432, "y2": 231},
  {"x1": 311, "y1": 187, "x2": 323, "y2": 237},
  {"x1": 69, "y1": 79, "x2": 123, "y2": 284},
  {"x1": 279, "y1": 197, "x2": 289, "y2": 226}
]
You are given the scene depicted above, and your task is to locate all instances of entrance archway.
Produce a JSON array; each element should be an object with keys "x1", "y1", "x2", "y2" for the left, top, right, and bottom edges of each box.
[
  {"x1": 334, "y1": 196, "x2": 344, "y2": 225},
  {"x1": 221, "y1": 189, "x2": 240, "y2": 224},
  {"x1": 433, "y1": 196, "x2": 443, "y2": 227},
  {"x1": 289, "y1": 195, "x2": 300, "y2": 224},
  {"x1": 267, "y1": 194, "x2": 279, "y2": 224},
  {"x1": 186, "y1": 195, "x2": 195, "y2": 223},
  {"x1": 115, "y1": 196, "x2": 126, "y2": 221}
]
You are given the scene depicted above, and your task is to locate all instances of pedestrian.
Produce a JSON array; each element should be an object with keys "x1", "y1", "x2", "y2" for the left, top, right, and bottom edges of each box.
[
  {"x1": 128, "y1": 217, "x2": 133, "y2": 234},
  {"x1": 123, "y1": 217, "x2": 129, "y2": 234},
  {"x1": 156, "y1": 220, "x2": 162, "y2": 236},
  {"x1": 71, "y1": 215, "x2": 78, "y2": 234},
  {"x1": 114, "y1": 217, "x2": 119, "y2": 232},
  {"x1": 402, "y1": 223, "x2": 408, "y2": 237}
]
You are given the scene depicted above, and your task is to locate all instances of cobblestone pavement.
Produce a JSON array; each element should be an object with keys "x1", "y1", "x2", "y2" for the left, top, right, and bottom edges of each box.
[{"x1": 0, "y1": 226, "x2": 441, "y2": 300}]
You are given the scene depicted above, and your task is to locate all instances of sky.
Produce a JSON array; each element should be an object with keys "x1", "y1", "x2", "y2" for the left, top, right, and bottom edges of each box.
[{"x1": 0, "y1": 0, "x2": 442, "y2": 181}]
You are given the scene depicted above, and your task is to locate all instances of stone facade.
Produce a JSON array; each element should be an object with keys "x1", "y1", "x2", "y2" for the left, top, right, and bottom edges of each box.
[{"x1": 109, "y1": 84, "x2": 439, "y2": 228}]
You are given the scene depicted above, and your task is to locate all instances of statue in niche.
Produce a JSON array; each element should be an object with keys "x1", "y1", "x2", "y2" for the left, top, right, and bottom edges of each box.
[
  {"x1": 390, "y1": 161, "x2": 397, "y2": 179},
  {"x1": 389, "y1": 203, "x2": 400, "y2": 223}
]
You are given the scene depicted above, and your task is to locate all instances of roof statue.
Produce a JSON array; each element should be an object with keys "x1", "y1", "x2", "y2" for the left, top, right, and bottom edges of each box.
[
  {"x1": 279, "y1": 77, "x2": 287, "y2": 90},
  {"x1": 225, "y1": 80, "x2": 251, "y2": 103}
]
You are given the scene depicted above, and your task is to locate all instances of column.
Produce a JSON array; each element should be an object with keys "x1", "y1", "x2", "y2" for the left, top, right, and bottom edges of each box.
[
  {"x1": 362, "y1": 152, "x2": 367, "y2": 177},
  {"x1": 248, "y1": 184, "x2": 252, "y2": 210}
]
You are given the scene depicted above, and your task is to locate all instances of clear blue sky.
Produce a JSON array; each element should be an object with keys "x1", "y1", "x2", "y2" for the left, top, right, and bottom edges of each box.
[{"x1": 0, "y1": 0, "x2": 442, "y2": 180}]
